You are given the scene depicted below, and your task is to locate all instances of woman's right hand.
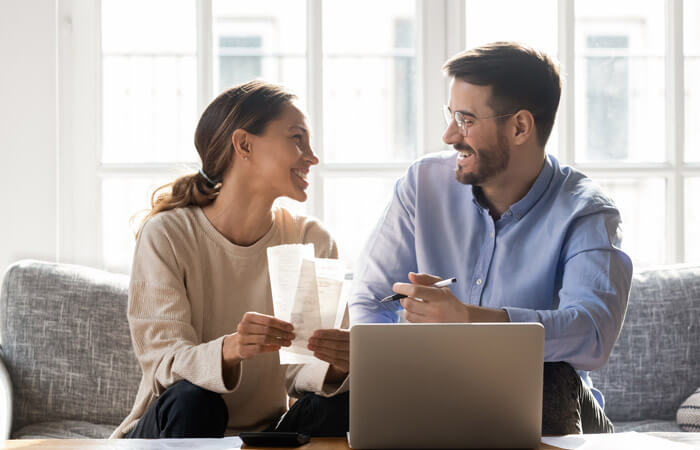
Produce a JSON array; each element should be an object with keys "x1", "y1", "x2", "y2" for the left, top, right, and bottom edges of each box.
[{"x1": 223, "y1": 312, "x2": 295, "y2": 364}]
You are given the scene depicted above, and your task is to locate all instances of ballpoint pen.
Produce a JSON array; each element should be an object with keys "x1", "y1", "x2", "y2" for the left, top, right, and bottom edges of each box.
[{"x1": 379, "y1": 277, "x2": 457, "y2": 303}]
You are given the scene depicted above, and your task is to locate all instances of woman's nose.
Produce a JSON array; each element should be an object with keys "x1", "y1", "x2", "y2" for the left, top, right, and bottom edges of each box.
[{"x1": 306, "y1": 146, "x2": 319, "y2": 165}]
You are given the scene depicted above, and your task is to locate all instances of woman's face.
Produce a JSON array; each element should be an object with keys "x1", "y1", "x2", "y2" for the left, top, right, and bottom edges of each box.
[{"x1": 247, "y1": 102, "x2": 319, "y2": 202}]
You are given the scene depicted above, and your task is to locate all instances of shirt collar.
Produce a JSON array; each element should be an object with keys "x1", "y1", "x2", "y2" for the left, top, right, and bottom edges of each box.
[{"x1": 470, "y1": 154, "x2": 555, "y2": 221}]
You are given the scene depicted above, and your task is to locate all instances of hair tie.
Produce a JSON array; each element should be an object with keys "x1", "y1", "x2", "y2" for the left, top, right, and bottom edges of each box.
[{"x1": 198, "y1": 168, "x2": 218, "y2": 187}]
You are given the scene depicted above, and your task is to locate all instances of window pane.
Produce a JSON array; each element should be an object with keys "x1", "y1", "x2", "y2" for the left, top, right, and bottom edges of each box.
[
  {"x1": 323, "y1": 1, "x2": 416, "y2": 163},
  {"x1": 685, "y1": 178, "x2": 700, "y2": 262},
  {"x1": 212, "y1": 0, "x2": 307, "y2": 107},
  {"x1": 464, "y1": 0, "x2": 559, "y2": 157},
  {"x1": 102, "y1": 56, "x2": 198, "y2": 163},
  {"x1": 684, "y1": 0, "x2": 700, "y2": 162},
  {"x1": 102, "y1": 0, "x2": 195, "y2": 54},
  {"x1": 102, "y1": 175, "x2": 175, "y2": 273},
  {"x1": 593, "y1": 177, "x2": 666, "y2": 268},
  {"x1": 323, "y1": 176, "x2": 398, "y2": 270},
  {"x1": 465, "y1": 0, "x2": 558, "y2": 55},
  {"x1": 101, "y1": 1, "x2": 199, "y2": 164},
  {"x1": 575, "y1": 0, "x2": 665, "y2": 163}
]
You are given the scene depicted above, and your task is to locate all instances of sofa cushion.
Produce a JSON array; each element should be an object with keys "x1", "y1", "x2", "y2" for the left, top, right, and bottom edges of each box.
[
  {"x1": 11, "y1": 420, "x2": 115, "y2": 439},
  {"x1": 590, "y1": 264, "x2": 700, "y2": 422},
  {"x1": 0, "y1": 260, "x2": 141, "y2": 432}
]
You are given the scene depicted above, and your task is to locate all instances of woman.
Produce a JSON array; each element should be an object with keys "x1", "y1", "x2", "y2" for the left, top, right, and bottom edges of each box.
[{"x1": 111, "y1": 81, "x2": 350, "y2": 439}]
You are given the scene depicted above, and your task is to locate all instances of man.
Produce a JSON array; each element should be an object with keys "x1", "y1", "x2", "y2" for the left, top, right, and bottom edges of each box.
[{"x1": 344, "y1": 42, "x2": 632, "y2": 434}]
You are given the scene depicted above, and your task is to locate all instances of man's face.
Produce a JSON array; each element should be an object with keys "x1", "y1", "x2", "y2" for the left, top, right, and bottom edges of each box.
[{"x1": 442, "y1": 78, "x2": 510, "y2": 186}]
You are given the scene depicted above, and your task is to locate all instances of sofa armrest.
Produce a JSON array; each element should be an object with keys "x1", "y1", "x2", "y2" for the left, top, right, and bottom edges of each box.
[{"x1": 0, "y1": 353, "x2": 12, "y2": 440}]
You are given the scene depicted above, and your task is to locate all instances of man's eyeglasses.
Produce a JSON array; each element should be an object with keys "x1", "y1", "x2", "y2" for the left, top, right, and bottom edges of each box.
[{"x1": 442, "y1": 105, "x2": 515, "y2": 137}]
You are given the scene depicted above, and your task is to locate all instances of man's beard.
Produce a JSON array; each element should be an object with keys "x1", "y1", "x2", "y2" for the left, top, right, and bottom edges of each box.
[{"x1": 454, "y1": 131, "x2": 510, "y2": 186}]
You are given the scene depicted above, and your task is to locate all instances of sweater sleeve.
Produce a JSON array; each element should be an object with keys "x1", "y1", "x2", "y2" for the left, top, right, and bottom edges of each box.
[{"x1": 128, "y1": 217, "x2": 241, "y2": 396}]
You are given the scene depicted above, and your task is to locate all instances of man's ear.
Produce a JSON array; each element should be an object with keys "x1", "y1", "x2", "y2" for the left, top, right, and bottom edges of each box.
[
  {"x1": 231, "y1": 129, "x2": 252, "y2": 160},
  {"x1": 511, "y1": 110, "x2": 536, "y2": 145}
]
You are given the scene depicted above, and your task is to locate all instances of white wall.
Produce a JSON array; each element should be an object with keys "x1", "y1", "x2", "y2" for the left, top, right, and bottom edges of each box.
[{"x1": 0, "y1": 0, "x2": 59, "y2": 277}]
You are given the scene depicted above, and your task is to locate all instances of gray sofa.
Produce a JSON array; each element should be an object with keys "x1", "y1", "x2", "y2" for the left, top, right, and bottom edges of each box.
[{"x1": 0, "y1": 259, "x2": 698, "y2": 439}]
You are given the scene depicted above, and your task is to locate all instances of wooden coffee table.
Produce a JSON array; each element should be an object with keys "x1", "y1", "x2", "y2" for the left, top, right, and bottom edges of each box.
[{"x1": 0, "y1": 437, "x2": 560, "y2": 449}]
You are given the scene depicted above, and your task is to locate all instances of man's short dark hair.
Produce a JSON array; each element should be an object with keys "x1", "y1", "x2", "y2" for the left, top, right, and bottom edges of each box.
[{"x1": 442, "y1": 42, "x2": 561, "y2": 147}]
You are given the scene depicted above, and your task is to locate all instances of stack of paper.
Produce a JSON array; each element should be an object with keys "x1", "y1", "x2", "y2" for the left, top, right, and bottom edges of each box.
[
  {"x1": 541, "y1": 432, "x2": 697, "y2": 449},
  {"x1": 267, "y1": 244, "x2": 349, "y2": 365}
]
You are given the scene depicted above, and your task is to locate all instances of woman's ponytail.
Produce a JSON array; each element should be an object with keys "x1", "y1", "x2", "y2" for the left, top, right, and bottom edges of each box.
[{"x1": 135, "y1": 172, "x2": 220, "y2": 238}]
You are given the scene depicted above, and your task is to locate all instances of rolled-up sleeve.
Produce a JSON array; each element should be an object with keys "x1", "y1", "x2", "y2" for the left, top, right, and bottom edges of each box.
[{"x1": 504, "y1": 210, "x2": 633, "y2": 371}]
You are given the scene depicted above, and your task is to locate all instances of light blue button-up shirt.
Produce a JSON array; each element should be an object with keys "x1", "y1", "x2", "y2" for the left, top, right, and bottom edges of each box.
[{"x1": 349, "y1": 151, "x2": 633, "y2": 408}]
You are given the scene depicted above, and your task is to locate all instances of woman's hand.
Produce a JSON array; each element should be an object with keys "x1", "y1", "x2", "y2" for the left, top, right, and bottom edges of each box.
[
  {"x1": 223, "y1": 312, "x2": 295, "y2": 364},
  {"x1": 308, "y1": 329, "x2": 350, "y2": 375}
]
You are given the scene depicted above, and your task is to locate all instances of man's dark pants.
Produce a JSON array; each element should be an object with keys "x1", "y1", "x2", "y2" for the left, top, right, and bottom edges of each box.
[{"x1": 125, "y1": 362, "x2": 612, "y2": 438}]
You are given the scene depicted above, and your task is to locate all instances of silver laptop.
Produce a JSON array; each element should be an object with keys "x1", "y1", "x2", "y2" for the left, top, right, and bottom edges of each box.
[{"x1": 348, "y1": 323, "x2": 544, "y2": 449}]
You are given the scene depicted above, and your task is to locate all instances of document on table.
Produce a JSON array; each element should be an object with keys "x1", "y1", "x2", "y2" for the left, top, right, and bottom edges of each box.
[
  {"x1": 541, "y1": 432, "x2": 696, "y2": 449},
  {"x1": 102, "y1": 436, "x2": 243, "y2": 448},
  {"x1": 267, "y1": 243, "x2": 349, "y2": 365}
]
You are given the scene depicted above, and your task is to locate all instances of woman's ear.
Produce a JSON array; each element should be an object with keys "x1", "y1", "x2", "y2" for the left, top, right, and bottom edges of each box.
[
  {"x1": 231, "y1": 129, "x2": 251, "y2": 160},
  {"x1": 511, "y1": 110, "x2": 536, "y2": 146}
]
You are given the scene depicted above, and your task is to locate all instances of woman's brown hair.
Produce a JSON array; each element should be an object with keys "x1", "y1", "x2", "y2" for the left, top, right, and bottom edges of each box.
[{"x1": 135, "y1": 80, "x2": 296, "y2": 237}]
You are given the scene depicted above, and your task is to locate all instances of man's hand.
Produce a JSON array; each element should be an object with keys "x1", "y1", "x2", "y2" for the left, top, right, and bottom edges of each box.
[
  {"x1": 395, "y1": 272, "x2": 510, "y2": 323},
  {"x1": 308, "y1": 329, "x2": 349, "y2": 375},
  {"x1": 395, "y1": 273, "x2": 469, "y2": 323}
]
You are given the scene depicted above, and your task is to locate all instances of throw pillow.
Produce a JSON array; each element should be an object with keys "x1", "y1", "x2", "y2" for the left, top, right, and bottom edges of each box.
[{"x1": 677, "y1": 387, "x2": 700, "y2": 432}]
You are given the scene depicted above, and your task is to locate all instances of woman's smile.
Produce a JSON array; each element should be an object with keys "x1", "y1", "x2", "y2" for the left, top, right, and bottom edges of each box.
[{"x1": 291, "y1": 167, "x2": 310, "y2": 189}]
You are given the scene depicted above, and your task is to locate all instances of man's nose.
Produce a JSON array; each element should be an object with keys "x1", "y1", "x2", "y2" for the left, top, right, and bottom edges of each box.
[{"x1": 442, "y1": 122, "x2": 462, "y2": 146}]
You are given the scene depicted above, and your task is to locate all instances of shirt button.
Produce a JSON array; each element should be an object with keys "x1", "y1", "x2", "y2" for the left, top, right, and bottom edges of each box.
[
  {"x1": 490, "y1": 232, "x2": 495, "y2": 238},
  {"x1": 476, "y1": 278, "x2": 482, "y2": 285}
]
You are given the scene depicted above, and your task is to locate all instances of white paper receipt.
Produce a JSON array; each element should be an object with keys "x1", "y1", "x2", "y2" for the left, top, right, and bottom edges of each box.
[{"x1": 267, "y1": 243, "x2": 348, "y2": 365}]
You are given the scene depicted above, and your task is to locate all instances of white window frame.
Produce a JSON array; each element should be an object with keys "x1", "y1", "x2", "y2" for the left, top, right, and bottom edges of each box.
[
  {"x1": 57, "y1": 0, "x2": 699, "y2": 271},
  {"x1": 557, "y1": 0, "x2": 700, "y2": 264}
]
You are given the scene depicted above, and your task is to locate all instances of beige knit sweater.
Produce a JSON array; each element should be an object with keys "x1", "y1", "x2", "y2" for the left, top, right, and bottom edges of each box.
[{"x1": 111, "y1": 206, "x2": 348, "y2": 438}]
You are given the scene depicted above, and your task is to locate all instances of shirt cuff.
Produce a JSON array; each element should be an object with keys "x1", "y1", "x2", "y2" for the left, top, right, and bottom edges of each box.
[{"x1": 502, "y1": 306, "x2": 540, "y2": 324}]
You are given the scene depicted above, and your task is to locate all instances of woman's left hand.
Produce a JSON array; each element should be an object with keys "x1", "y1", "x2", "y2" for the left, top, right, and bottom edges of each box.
[{"x1": 308, "y1": 329, "x2": 349, "y2": 374}]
